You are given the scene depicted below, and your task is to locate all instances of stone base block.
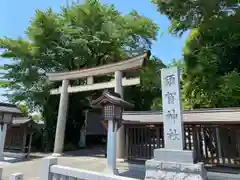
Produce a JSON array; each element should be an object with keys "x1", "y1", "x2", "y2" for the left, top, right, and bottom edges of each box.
[
  {"x1": 153, "y1": 149, "x2": 194, "y2": 164},
  {"x1": 104, "y1": 168, "x2": 119, "y2": 175},
  {"x1": 145, "y1": 149, "x2": 207, "y2": 180},
  {"x1": 145, "y1": 160, "x2": 207, "y2": 180}
]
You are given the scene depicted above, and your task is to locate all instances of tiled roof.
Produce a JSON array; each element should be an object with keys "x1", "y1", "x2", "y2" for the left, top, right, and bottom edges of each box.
[
  {"x1": 0, "y1": 103, "x2": 21, "y2": 114},
  {"x1": 91, "y1": 90, "x2": 134, "y2": 108},
  {"x1": 122, "y1": 108, "x2": 240, "y2": 123}
]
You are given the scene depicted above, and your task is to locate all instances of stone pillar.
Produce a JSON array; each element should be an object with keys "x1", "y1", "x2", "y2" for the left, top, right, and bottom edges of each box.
[
  {"x1": 145, "y1": 67, "x2": 207, "y2": 180},
  {"x1": 114, "y1": 71, "x2": 124, "y2": 159},
  {"x1": 0, "y1": 124, "x2": 7, "y2": 160},
  {"x1": 105, "y1": 120, "x2": 118, "y2": 175},
  {"x1": 53, "y1": 79, "x2": 69, "y2": 156}
]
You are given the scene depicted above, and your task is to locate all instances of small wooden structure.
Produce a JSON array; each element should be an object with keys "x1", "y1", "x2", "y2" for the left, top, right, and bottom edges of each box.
[{"x1": 4, "y1": 116, "x2": 36, "y2": 158}]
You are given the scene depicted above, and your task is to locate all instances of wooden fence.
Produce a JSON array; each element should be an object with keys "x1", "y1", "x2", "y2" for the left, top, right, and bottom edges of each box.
[{"x1": 124, "y1": 122, "x2": 240, "y2": 168}]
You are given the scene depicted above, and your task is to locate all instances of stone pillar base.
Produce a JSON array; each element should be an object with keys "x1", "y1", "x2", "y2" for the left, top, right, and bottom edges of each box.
[
  {"x1": 104, "y1": 168, "x2": 119, "y2": 175},
  {"x1": 52, "y1": 153, "x2": 62, "y2": 157},
  {"x1": 145, "y1": 149, "x2": 207, "y2": 180}
]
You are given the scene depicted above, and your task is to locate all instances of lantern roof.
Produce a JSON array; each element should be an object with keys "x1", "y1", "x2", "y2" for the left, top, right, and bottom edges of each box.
[{"x1": 91, "y1": 90, "x2": 134, "y2": 109}]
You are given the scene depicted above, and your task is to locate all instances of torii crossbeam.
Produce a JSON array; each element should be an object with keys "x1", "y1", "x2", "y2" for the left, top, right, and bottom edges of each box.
[{"x1": 46, "y1": 51, "x2": 151, "y2": 157}]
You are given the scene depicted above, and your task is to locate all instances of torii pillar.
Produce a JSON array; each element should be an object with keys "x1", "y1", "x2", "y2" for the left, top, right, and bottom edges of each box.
[
  {"x1": 114, "y1": 71, "x2": 124, "y2": 159},
  {"x1": 52, "y1": 79, "x2": 69, "y2": 156}
]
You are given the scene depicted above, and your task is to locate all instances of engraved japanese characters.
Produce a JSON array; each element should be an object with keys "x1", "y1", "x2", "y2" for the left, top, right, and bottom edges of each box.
[{"x1": 161, "y1": 67, "x2": 184, "y2": 150}]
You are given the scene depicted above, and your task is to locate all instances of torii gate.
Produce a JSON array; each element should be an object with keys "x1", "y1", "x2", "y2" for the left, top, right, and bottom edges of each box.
[{"x1": 46, "y1": 51, "x2": 151, "y2": 157}]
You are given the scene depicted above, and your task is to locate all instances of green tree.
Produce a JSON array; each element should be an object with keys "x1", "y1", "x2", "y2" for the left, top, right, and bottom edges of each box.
[
  {"x1": 0, "y1": 0, "x2": 160, "y2": 149},
  {"x1": 151, "y1": 0, "x2": 239, "y2": 35},
  {"x1": 18, "y1": 104, "x2": 29, "y2": 116},
  {"x1": 125, "y1": 56, "x2": 166, "y2": 111},
  {"x1": 31, "y1": 113, "x2": 42, "y2": 122},
  {"x1": 152, "y1": 0, "x2": 240, "y2": 108},
  {"x1": 182, "y1": 15, "x2": 240, "y2": 108}
]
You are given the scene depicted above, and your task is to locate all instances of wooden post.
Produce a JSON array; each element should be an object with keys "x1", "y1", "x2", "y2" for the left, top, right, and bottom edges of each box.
[
  {"x1": 216, "y1": 127, "x2": 222, "y2": 158},
  {"x1": 22, "y1": 127, "x2": 27, "y2": 153},
  {"x1": 79, "y1": 110, "x2": 87, "y2": 148},
  {"x1": 27, "y1": 133, "x2": 33, "y2": 157},
  {"x1": 125, "y1": 126, "x2": 129, "y2": 160}
]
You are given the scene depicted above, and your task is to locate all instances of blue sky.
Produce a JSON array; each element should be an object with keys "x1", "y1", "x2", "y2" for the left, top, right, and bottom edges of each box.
[{"x1": 0, "y1": 0, "x2": 188, "y2": 102}]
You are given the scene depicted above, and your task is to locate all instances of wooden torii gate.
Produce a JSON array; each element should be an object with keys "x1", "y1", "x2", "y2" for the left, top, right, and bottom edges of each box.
[{"x1": 46, "y1": 51, "x2": 151, "y2": 157}]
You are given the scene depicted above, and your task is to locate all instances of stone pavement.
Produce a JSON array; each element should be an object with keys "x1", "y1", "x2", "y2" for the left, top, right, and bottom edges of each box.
[
  {"x1": 1, "y1": 151, "x2": 240, "y2": 180},
  {"x1": 0, "y1": 151, "x2": 145, "y2": 180}
]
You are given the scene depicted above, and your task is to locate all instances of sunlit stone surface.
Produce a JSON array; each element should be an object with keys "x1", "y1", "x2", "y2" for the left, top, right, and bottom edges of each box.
[{"x1": 145, "y1": 159, "x2": 207, "y2": 180}]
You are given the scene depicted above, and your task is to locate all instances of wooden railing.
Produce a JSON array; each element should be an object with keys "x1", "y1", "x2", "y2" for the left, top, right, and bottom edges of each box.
[{"x1": 124, "y1": 122, "x2": 240, "y2": 167}]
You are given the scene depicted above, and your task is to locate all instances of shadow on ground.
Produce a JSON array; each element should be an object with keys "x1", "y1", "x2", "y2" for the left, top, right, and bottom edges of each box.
[
  {"x1": 119, "y1": 169, "x2": 145, "y2": 179},
  {"x1": 63, "y1": 146, "x2": 106, "y2": 158},
  {"x1": 63, "y1": 147, "x2": 146, "y2": 179},
  {"x1": 1, "y1": 152, "x2": 51, "y2": 164}
]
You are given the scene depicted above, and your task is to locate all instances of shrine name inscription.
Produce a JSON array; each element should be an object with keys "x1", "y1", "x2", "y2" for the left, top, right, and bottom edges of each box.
[{"x1": 161, "y1": 67, "x2": 184, "y2": 150}]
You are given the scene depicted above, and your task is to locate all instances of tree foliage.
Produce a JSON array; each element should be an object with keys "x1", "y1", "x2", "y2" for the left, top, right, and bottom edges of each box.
[
  {"x1": 0, "y1": 0, "x2": 161, "y2": 148},
  {"x1": 182, "y1": 15, "x2": 240, "y2": 108},
  {"x1": 31, "y1": 113, "x2": 42, "y2": 122},
  {"x1": 18, "y1": 104, "x2": 29, "y2": 116},
  {"x1": 0, "y1": 0, "x2": 158, "y2": 109},
  {"x1": 152, "y1": 0, "x2": 240, "y2": 109},
  {"x1": 152, "y1": 0, "x2": 239, "y2": 35},
  {"x1": 130, "y1": 56, "x2": 166, "y2": 111}
]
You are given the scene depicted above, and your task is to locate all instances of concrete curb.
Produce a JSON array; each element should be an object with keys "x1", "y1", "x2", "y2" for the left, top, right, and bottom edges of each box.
[{"x1": 207, "y1": 172, "x2": 240, "y2": 180}]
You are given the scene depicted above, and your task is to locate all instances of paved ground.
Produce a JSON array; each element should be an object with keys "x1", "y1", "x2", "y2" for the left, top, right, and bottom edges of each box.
[
  {"x1": 0, "y1": 149, "x2": 145, "y2": 180},
  {"x1": 1, "y1": 149, "x2": 240, "y2": 180}
]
